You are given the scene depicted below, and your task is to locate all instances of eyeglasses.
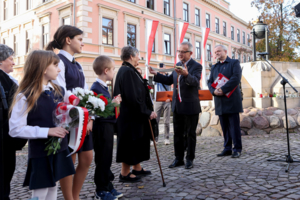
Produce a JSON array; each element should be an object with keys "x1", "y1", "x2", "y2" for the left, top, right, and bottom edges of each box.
[{"x1": 177, "y1": 50, "x2": 190, "y2": 54}]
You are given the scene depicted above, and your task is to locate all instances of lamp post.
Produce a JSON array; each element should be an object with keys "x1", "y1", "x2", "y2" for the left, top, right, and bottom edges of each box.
[{"x1": 251, "y1": 20, "x2": 269, "y2": 61}]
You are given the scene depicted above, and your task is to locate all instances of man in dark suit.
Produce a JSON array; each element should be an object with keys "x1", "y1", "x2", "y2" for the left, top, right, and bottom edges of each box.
[
  {"x1": 208, "y1": 44, "x2": 243, "y2": 158},
  {"x1": 0, "y1": 44, "x2": 27, "y2": 200},
  {"x1": 149, "y1": 41, "x2": 202, "y2": 169}
]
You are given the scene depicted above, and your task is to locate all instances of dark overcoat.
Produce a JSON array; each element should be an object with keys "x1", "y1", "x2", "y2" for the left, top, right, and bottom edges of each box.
[
  {"x1": 153, "y1": 58, "x2": 202, "y2": 115},
  {"x1": 113, "y1": 62, "x2": 153, "y2": 165},
  {"x1": 207, "y1": 56, "x2": 243, "y2": 115}
]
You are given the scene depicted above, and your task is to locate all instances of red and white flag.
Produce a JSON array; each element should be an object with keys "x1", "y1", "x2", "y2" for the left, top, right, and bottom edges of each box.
[
  {"x1": 145, "y1": 20, "x2": 159, "y2": 80},
  {"x1": 200, "y1": 27, "x2": 210, "y2": 89}
]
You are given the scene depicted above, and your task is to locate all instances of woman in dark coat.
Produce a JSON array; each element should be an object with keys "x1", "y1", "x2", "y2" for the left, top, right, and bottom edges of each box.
[{"x1": 114, "y1": 46, "x2": 157, "y2": 182}]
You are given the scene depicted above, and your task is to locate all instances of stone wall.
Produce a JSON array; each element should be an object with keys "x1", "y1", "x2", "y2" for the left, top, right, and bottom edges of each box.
[{"x1": 198, "y1": 106, "x2": 300, "y2": 136}]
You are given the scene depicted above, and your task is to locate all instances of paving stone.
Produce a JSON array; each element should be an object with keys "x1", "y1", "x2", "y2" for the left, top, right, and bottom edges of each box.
[{"x1": 8, "y1": 125, "x2": 300, "y2": 199}]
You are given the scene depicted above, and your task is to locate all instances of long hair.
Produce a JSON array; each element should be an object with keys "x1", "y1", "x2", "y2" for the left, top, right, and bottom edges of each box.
[
  {"x1": 46, "y1": 25, "x2": 83, "y2": 51},
  {"x1": 10, "y1": 50, "x2": 62, "y2": 115}
]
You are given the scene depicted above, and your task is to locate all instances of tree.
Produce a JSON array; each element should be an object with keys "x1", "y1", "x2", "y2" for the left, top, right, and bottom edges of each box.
[{"x1": 249, "y1": 0, "x2": 300, "y2": 61}]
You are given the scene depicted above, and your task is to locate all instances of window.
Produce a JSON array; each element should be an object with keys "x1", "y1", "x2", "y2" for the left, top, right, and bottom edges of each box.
[
  {"x1": 237, "y1": 29, "x2": 240, "y2": 43},
  {"x1": 3, "y1": 1, "x2": 8, "y2": 21},
  {"x1": 127, "y1": 24, "x2": 136, "y2": 47},
  {"x1": 63, "y1": 17, "x2": 71, "y2": 25},
  {"x1": 183, "y1": 3, "x2": 188, "y2": 22},
  {"x1": 164, "y1": 33, "x2": 171, "y2": 55},
  {"x1": 231, "y1": 26, "x2": 234, "y2": 40},
  {"x1": 223, "y1": 22, "x2": 226, "y2": 37},
  {"x1": 247, "y1": 34, "x2": 250, "y2": 46},
  {"x1": 147, "y1": 0, "x2": 154, "y2": 10},
  {"x1": 207, "y1": 44, "x2": 211, "y2": 61},
  {"x1": 243, "y1": 32, "x2": 245, "y2": 44},
  {"x1": 215, "y1": 18, "x2": 219, "y2": 34},
  {"x1": 102, "y1": 18, "x2": 113, "y2": 46},
  {"x1": 195, "y1": 8, "x2": 200, "y2": 26},
  {"x1": 183, "y1": 38, "x2": 189, "y2": 42},
  {"x1": 14, "y1": 0, "x2": 19, "y2": 16},
  {"x1": 248, "y1": 56, "x2": 251, "y2": 61},
  {"x1": 232, "y1": 51, "x2": 235, "y2": 59},
  {"x1": 238, "y1": 53, "x2": 241, "y2": 61},
  {"x1": 164, "y1": 0, "x2": 170, "y2": 16},
  {"x1": 27, "y1": 0, "x2": 32, "y2": 10},
  {"x1": 14, "y1": 35, "x2": 18, "y2": 55},
  {"x1": 196, "y1": 41, "x2": 201, "y2": 59},
  {"x1": 43, "y1": 0, "x2": 50, "y2": 2},
  {"x1": 206, "y1": 13, "x2": 210, "y2": 28},
  {"x1": 152, "y1": 39, "x2": 155, "y2": 52},
  {"x1": 243, "y1": 55, "x2": 246, "y2": 63},
  {"x1": 26, "y1": 30, "x2": 32, "y2": 54},
  {"x1": 127, "y1": 0, "x2": 135, "y2": 2},
  {"x1": 3, "y1": 38, "x2": 7, "y2": 45},
  {"x1": 42, "y1": 24, "x2": 49, "y2": 49}
]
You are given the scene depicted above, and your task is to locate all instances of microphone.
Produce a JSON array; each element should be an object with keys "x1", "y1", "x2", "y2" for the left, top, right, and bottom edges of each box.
[{"x1": 257, "y1": 52, "x2": 269, "y2": 56}]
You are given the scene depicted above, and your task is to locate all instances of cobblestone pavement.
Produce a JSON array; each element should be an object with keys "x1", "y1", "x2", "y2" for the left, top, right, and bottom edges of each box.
[{"x1": 9, "y1": 125, "x2": 300, "y2": 200}]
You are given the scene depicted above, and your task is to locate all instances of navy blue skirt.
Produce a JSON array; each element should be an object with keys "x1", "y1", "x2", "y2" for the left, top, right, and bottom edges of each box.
[{"x1": 23, "y1": 149, "x2": 75, "y2": 190}]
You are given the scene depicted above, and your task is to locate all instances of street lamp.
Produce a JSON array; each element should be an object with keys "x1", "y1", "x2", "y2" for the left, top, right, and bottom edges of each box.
[{"x1": 251, "y1": 19, "x2": 269, "y2": 61}]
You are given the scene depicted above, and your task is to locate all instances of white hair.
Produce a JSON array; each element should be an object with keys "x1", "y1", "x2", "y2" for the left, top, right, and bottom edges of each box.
[
  {"x1": 180, "y1": 41, "x2": 193, "y2": 52},
  {"x1": 214, "y1": 44, "x2": 228, "y2": 51}
]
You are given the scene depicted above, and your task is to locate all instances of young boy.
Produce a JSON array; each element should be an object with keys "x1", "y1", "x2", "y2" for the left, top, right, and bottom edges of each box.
[{"x1": 91, "y1": 55, "x2": 122, "y2": 200}]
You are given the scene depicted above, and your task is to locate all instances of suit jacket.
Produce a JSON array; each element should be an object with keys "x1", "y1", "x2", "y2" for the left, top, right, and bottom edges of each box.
[
  {"x1": 207, "y1": 56, "x2": 243, "y2": 115},
  {"x1": 154, "y1": 58, "x2": 202, "y2": 115},
  {"x1": 0, "y1": 70, "x2": 27, "y2": 150}
]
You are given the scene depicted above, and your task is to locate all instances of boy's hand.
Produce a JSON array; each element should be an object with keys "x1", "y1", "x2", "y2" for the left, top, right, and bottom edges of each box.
[
  {"x1": 112, "y1": 94, "x2": 122, "y2": 104},
  {"x1": 86, "y1": 120, "x2": 94, "y2": 135}
]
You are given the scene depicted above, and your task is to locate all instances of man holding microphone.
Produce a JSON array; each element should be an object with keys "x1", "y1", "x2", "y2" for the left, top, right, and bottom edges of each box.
[{"x1": 149, "y1": 41, "x2": 202, "y2": 169}]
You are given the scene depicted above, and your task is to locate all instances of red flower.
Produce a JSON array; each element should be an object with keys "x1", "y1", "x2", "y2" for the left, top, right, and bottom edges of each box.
[
  {"x1": 93, "y1": 91, "x2": 98, "y2": 96},
  {"x1": 99, "y1": 96, "x2": 108, "y2": 106},
  {"x1": 148, "y1": 85, "x2": 153, "y2": 90}
]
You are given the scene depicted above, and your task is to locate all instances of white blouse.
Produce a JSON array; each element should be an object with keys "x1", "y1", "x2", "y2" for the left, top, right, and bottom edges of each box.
[
  {"x1": 9, "y1": 83, "x2": 55, "y2": 139},
  {"x1": 52, "y1": 50, "x2": 89, "y2": 92}
]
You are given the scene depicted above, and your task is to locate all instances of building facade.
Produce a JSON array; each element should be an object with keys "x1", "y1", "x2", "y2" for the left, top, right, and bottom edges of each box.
[{"x1": 0, "y1": 0, "x2": 252, "y2": 89}]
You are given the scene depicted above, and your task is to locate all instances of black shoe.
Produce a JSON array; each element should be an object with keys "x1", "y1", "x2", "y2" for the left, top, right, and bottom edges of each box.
[
  {"x1": 185, "y1": 160, "x2": 193, "y2": 169},
  {"x1": 132, "y1": 168, "x2": 152, "y2": 176},
  {"x1": 168, "y1": 159, "x2": 184, "y2": 168},
  {"x1": 217, "y1": 150, "x2": 232, "y2": 157},
  {"x1": 119, "y1": 173, "x2": 141, "y2": 182},
  {"x1": 231, "y1": 152, "x2": 241, "y2": 158}
]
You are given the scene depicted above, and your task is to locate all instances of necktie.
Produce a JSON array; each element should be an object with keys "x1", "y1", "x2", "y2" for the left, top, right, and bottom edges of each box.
[
  {"x1": 72, "y1": 58, "x2": 76, "y2": 64},
  {"x1": 44, "y1": 88, "x2": 52, "y2": 96},
  {"x1": 104, "y1": 86, "x2": 108, "y2": 91}
]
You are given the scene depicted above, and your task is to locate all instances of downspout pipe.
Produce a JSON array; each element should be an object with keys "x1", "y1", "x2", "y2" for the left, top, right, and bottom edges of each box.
[{"x1": 73, "y1": 0, "x2": 76, "y2": 25}]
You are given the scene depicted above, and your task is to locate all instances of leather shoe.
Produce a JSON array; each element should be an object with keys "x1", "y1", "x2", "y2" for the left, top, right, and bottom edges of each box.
[
  {"x1": 168, "y1": 159, "x2": 184, "y2": 168},
  {"x1": 185, "y1": 160, "x2": 193, "y2": 169},
  {"x1": 217, "y1": 150, "x2": 232, "y2": 157},
  {"x1": 231, "y1": 152, "x2": 241, "y2": 158}
]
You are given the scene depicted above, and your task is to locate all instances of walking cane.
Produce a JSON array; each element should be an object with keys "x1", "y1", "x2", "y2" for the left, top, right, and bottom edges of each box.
[{"x1": 148, "y1": 119, "x2": 166, "y2": 187}]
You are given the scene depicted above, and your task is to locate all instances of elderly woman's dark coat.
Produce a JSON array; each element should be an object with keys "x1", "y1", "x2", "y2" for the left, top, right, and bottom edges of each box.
[{"x1": 113, "y1": 61, "x2": 153, "y2": 165}]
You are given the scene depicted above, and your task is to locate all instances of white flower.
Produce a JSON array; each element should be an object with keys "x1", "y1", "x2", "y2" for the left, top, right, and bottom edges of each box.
[
  {"x1": 150, "y1": 89, "x2": 154, "y2": 93},
  {"x1": 79, "y1": 96, "x2": 83, "y2": 100},
  {"x1": 84, "y1": 89, "x2": 94, "y2": 95},
  {"x1": 97, "y1": 98, "x2": 105, "y2": 111},
  {"x1": 72, "y1": 87, "x2": 85, "y2": 97}
]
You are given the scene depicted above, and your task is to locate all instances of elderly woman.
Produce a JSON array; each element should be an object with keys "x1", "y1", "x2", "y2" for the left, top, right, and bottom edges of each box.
[
  {"x1": 0, "y1": 44, "x2": 26, "y2": 200},
  {"x1": 114, "y1": 46, "x2": 157, "y2": 182}
]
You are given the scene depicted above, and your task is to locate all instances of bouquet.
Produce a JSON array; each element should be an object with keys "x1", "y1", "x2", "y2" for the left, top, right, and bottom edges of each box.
[{"x1": 45, "y1": 88, "x2": 119, "y2": 156}]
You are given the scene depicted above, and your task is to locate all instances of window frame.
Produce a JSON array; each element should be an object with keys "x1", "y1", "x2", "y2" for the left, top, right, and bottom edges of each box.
[
  {"x1": 196, "y1": 41, "x2": 201, "y2": 59},
  {"x1": 237, "y1": 29, "x2": 240, "y2": 43},
  {"x1": 164, "y1": 33, "x2": 171, "y2": 55},
  {"x1": 26, "y1": 30, "x2": 31, "y2": 54},
  {"x1": 42, "y1": 24, "x2": 49, "y2": 49},
  {"x1": 242, "y1": 31, "x2": 245, "y2": 44},
  {"x1": 231, "y1": 26, "x2": 234, "y2": 40},
  {"x1": 206, "y1": 13, "x2": 210, "y2": 28},
  {"x1": 232, "y1": 51, "x2": 235, "y2": 59},
  {"x1": 14, "y1": 0, "x2": 19, "y2": 16},
  {"x1": 147, "y1": 0, "x2": 154, "y2": 10},
  {"x1": 164, "y1": 0, "x2": 170, "y2": 16},
  {"x1": 62, "y1": 16, "x2": 71, "y2": 25},
  {"x1": 127, "y1": 23, "x2": 137, "y2": 48},
  {"x1": 215, "y1": 18, "x2": 219, "y2": 34},
  {"x1": 207, "y1": 44, "x2": 211, "y2": 61},
  {"x1": 223, "y1": 21, "x2": 226, "y2": 37},
  {"x1": 195, "y1": 8, "x2": 200, "y2": 27},
  {"x1": 102, "y1": 17, "x2": 114, "y2": 46},
  {"x1": 14, "y1": 34, "x2": 18, "y2": 55},
  {"x1": 183, "y1": 2, "x2": 189, "y2": 22},
  {"x1": 3, "y1": 1, "x2": 8, "y2": 21},
  {"x1": 127, "y1": 0, "x2": 136, "y2": 3},
  {"x1": 247, "y1": 34, "x2": 250, "y2": 46}
]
